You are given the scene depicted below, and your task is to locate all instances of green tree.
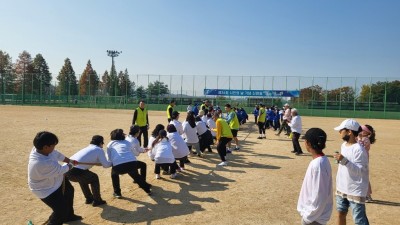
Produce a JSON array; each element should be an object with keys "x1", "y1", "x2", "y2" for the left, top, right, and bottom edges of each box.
[
  {"x1": 79, "y1": 60, "x2": 99, "y2": 96},
  {"x1": 14, "y1": 51, "x2": 34, "y2": 101},
  {"x1": 109, "y1": 63, "x2": 118, "y2": 96},
  {"x1": 147, "y1": 80, "x2": 169, "y2": 96},
  {"x1": 296, "y1": 85, "x2": 323, "y2": 103},
  {"x1": 118, "y1": 69, "x2": 134, "y2": 97},
  {"x1": 100, "y1": 70, "x2": 110, "y2": 95},
  {"x1": 32, "y1": 54, "x2": 52, "y2": 98},
  {"x1": 56, "y1": 58, "x2": 78, "y2": 97},
  {"x1": 0, "y1": 50, "x2": 14, "y2": 97},
  {"x1": 360, "y1": 80, "x2": 400, "y2": 104},
  {"x1": 326, "y1": 86, "x2": 355, "y2": 102},
  {"x1": 385, "y1": 80, "x2": 400, "y2": 104},
  {"x1": 135, "y1": 85, "x2": 146, "y2": 100}
]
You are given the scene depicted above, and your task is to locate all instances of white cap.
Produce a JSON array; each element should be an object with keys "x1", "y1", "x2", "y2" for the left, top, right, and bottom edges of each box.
[
  {"x1": 334, "y1": 119, "x2": 360, "y2": 131},
  {"x1": 284, "y1": 103, "x2": 289, "y2": 107}
]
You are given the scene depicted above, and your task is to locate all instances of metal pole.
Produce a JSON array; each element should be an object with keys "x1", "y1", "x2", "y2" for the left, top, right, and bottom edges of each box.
[
  {"x1": 180, "y1": 75, "x2": 183, "y2": 111},
  {"x1": 384, "y1": 78, "x2": 387, "y2": 119},
  {"x1": 368, "y1": 77, "x2": 372, "y2": 118},
  {"x1": 311, "y1": 77, "x2": 314, "y2": 116},
  {"x1": 353, "y1": 77, "x2": 357, "y2": 117},
  {"x1": 31, "y1": 73, "x2": 33, "y2": 104},
  {"x1": 325, "y1": 77, "x2": 328, "y2": 116}
]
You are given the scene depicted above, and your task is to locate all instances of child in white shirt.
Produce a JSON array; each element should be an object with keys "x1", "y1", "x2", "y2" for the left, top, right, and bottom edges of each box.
[{"x1": 297, "y1": 128, "x2": 333, "y2": 225}]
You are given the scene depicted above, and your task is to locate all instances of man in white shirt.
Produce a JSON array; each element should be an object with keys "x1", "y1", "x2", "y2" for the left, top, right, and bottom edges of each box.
[
  {"x1": 333, "y1": 119, "x2": 370, "y2": 225},
  {"x1": 28, "y1": 131, "x2": 82, "y2": 224},
  {"x1": 288, "y1": 108, "x2": 303, "y2": 155},
  {"x1": 66, "y1": 135, "x2": 112, "y2": 207}
]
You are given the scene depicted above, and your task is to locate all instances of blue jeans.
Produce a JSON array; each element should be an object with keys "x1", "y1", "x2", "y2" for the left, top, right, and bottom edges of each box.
[{"x1": 336, "y1": 195, "x2": 369, "y2": 225}]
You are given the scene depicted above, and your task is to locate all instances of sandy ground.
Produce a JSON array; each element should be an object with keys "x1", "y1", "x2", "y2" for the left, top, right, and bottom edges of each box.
[{"x1": 0, "y1": 105, "x2": 399, "y2": 225}]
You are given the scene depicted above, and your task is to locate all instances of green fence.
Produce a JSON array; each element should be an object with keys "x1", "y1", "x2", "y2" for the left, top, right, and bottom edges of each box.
[{"x1": 1, "y1": 74, "x2": 399, "y2": 119}]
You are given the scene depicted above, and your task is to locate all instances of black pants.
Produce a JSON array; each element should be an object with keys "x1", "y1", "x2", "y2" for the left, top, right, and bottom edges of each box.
[
  {"x1": 138, "y1": 126, "x2": 149, "y2": 148},
  {"x1": 274, "y1": 120, "x2": 280, "y2": 130},
  {"x1": 254, "y1": 115, "x2": 258, "y2": 123},
  {"x1": 155, "y1": 162, "x2": 177, "y2": 174},
  {"x1": 258, "y1": 121, "x2": 266, "y2": 134},
  {"x1": 217, "y1": 137, "x2": 232, "y2": 162},
  {"x1": 41, "y1": 179, "x2": 75, "y2": 225},
  {"x1": 111, "y1": 161, "x2": 151, "y2": 195},
  {"x1": 66, "y1": 168, "x2": 102, "y2": 202},
  {"x1": 136, "y1": 160, "x2": 147, "y2": 182},
  {"x1": 292, "y1": 132, "x2": 303, "y2": 153},
  {"x1": 277, "y1": 119, "x2": 291, "y2": 135},
  {"x1": 175, "y1": 156, "x2": 188, "y2": 168}
]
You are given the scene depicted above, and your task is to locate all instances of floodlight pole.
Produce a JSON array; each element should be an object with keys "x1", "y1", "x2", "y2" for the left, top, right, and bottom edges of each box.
[{"x1": 107, "y1": 50, "x2": 122, "y2": 97}]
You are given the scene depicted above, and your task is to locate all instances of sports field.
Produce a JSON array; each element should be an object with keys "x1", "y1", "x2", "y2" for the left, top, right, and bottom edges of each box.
[{"x1": 1, "y1": 105, "x2": 399, "y2": 225}]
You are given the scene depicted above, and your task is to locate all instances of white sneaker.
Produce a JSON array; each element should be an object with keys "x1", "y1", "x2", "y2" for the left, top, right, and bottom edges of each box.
[
  {"x1": 217, "y1": 161, "x2": 228, "y2": 166},
  {"x1": 155, "y1": 174, "x2": 160, "y2": 179},
  {"x1": 170, "y1": 173, "x2": 177, "y2": 179}
]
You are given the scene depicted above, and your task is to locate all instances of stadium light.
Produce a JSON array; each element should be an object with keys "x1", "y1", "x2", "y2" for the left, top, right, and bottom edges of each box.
[{"x1": 107, "y1": 50, "x2": 122, "y2": 96}]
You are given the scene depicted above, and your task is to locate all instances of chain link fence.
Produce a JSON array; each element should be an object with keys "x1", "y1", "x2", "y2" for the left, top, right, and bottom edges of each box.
[{"x1": 1, "y1": 73, "x2": 399, "y2": 119}]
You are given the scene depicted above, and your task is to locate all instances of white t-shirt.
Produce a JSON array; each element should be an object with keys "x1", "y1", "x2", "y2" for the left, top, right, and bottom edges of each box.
[
  {"x1": 167, "y1": 132, "x2": 190, "y2": 158},
  {"x1": 151, "y1": 138, "x2": 175, "y2": 164},
  {"x1": 170, "y1": 119, "x2": 184, "y2": 135},
  {"x1": 28, "y1": 148, "x2": 69, "y2": 199},
  {"x1": 207, "y1": 117, "x2": 216, "y2": 137},
  {"x1": 182, "y1": 121, "x2": 199, "y2": 144},
  {"x1": 106, "y1": 140, "x2": 137, "y2": 167},
  {"x1": 289, "y1": 115, "x2": 302, "y2": 133},
  {"x1": 283, "y1": 108, "x2": 291, "y2": 120},
  {"x1": 70, "y1": 144, "x2": 112, "y2": 170},
  {"x1": 196, "y1": 120, "x2": 208, "y2": 136},
  {"x1": 201, "y1": 115, "x2": 208, "y2": 124},
  {"x1": 147, "y1": 136, "x2": 157, "y2": 160},
  {"x1": 336, "y1": 142, "x2": 369, "y2": 197},
  {"x1": 125, "y1": 135, "x2": 145, "y2": 157},
  {"x1": 297, "y1": 156, "x2": 333, "y2": 225}
]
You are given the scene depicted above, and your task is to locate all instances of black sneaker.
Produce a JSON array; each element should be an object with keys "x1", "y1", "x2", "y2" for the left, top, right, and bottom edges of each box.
[
  {"x1": 85, "y1": 198, "x2": 93, "y2": 204},
  {"x1": 92, "y1": 200, "x2": 107, "y2": 207},
  {"x1": 65, "y1": 214, "x2": 82, "y2": 222},
  {"x1": 113, "y1": 193, "x2": 122, "y2": 199}
]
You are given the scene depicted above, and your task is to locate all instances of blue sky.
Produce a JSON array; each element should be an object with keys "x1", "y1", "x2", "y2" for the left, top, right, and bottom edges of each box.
[{"x1": 1, "y1": 0, "x2": 399, "y2": 81}]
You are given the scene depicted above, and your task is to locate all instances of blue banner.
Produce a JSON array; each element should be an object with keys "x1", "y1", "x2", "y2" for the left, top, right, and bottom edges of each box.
[{"x1": 204, "y1": 89, "x2": 299, "y2": 97}]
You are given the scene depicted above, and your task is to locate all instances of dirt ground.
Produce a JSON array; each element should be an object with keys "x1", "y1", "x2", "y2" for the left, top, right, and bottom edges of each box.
[{"x1": 0, "y1": 105, "x2": 399, "y2": 225}]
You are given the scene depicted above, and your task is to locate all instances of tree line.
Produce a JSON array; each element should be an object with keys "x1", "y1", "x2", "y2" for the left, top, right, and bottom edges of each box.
[
  {"x1": 0, "y1": 50, "x2": 170, "y2": 100},
  {"x1": 296, "y1": 81, "x2": 400, "y2": 104}
]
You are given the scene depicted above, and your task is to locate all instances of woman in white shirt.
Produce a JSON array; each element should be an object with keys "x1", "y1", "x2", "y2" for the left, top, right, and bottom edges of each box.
[
  {"x1": 125, "y1": 125, "x2": 149, "y2": 182},
  {"x1": 169, "y1": 111, "x2": 184, "y2": 135},
  {"x1": 147, "y1": 124, "x2": 165, "y2": 160},
  {"x1": 107, "y1": 129, "x2": 152, "y2": 198},
  {"x1": 151, "y1": 130, "x2": 178, "y2": 179},
  {"x1": 196, "y1": 116, "x2": 213, "y2": 153},
  {"x1": 207, "y1": 113, "x2": 217, "y2": 139},
  {"x1": 297, "y1": 128, "x2": 333, "y2": 225},
  {"x1": 182, "y1": 112, "x2": 201, "y2": 156},
  {"x1": 167, "y1": 124, "x2": 190, "y2": 170}
]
